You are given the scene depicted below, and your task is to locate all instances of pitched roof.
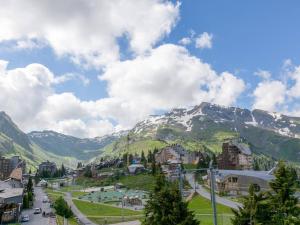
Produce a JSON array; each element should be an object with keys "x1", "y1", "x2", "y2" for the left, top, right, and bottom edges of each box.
[
  {"x1": 215, "y1": 169, "x2": 274, "y2": 182},
  {"x1": 9, "y1": 168, "x2": 22, "y2": 181}
]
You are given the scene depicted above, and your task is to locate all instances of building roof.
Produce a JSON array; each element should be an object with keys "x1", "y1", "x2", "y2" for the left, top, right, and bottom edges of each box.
[
  {"x1": 235, "y1": 143, "x2": 252, "y2": 155},
  {"x1": 0, "y1": 188, "x2": 23, "y2": 199},
  {"x1": 128, "y1": 164, "x2": 145, "y2": 169},
  {"x1": 9, "y1": 168, "x2": 22, "y2": 181},
  {"x1": 215, "y1": 169, "x2": 274, "y2": 182}
]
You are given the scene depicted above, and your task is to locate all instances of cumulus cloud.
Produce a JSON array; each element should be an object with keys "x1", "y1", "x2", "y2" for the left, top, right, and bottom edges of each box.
[
  {"x1": 253, "y1": 80, "x2": 286, "y2": 111},
  {"x1": 178, "y1": 37, "x2": 192, "y2": 45},
  {"x1": 0, "y1": 0, "x2": 179, "y2": 67},
  {"x1": 0, "y1": 61, "x2": 114, "y2": 137},
  {"x1": 254, "y1": 69, "x2": 272, "y2": 80},
  {"x1": 252, "y1": 61, "x2": 300, "y2": 115},
  {"x1": 195, "y1": 32, "x2": 213, "y2": 49},
  {"x1": 99, "y1": 44, "x2": 245, "y2": 128}
]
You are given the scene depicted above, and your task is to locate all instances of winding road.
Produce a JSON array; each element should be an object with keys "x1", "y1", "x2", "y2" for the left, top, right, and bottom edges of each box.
[{"x1": 186, "y1": 173, "x2": 242, "y2": 210}]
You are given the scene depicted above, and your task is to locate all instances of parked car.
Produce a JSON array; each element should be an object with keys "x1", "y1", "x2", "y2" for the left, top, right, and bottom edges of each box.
[
  {"x1": 34, "y1": 208, "x2": 42, "y2": 214},
  {"x1": 42, "y1": 196, "x2": 49, "y2": 203},
  {"x1": 21, "y1": 214, "x2": 30, "y2": 222}
]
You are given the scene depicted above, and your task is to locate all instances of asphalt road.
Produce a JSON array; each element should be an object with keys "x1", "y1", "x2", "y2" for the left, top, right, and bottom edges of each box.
[
  {"x1": 186, "y1": 173, "x2": 242, "y2": 210},
  {"x1": 64, "y1": 192, "x2": 97, "y2": 225},
  {"x1": 22, "y1": 186, "x2": 56, "y2": 225}
]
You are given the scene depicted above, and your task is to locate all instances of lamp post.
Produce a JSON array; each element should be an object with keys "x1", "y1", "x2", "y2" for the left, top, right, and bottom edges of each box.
[{"x1": 183, "y1": 161, "x2": 218, "y2": 225}]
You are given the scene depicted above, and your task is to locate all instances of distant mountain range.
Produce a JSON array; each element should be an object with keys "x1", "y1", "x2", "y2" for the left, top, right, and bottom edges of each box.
[
  {"x1": 99, "y1": 102, "x2": 300, "y2": 163},
  {"x1": 1, "y1": 102, "x2": 300, "y2": 168},
  {"x1": 0, "y1": 111, "x2": 122, "y2": 168}
]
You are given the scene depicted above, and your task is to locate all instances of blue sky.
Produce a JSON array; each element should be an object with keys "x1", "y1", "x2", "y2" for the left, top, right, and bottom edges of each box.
[{"x1": 0, "y1": 0, "x2": 299, "y2": 137}]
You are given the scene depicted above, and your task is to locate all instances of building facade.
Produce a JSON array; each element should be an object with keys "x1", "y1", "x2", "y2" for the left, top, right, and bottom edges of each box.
[
  {"x1": 0, "y1": 156, "x2": 26, "y2": 180},
  {"x1": 205, "y1": 169, "x2": 274, "y2": 195},
  {"x1": 217, "y1": 141, "x2": 253, "y2": 170},
  {"x1": 38, "y1": 161, "x2": 57, "y2": 176},
  {"x1": 155, "y1": 144, "x2": 202, "y2": 165}
]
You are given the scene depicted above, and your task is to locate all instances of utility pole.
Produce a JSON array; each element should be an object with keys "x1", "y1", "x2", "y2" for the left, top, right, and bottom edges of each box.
[
  {"x1": 209, "y1": 161, "x2": 218, "y2": 225},
  {"x1": 179, "y1": 164, "x2": 183, "y2": 196}
]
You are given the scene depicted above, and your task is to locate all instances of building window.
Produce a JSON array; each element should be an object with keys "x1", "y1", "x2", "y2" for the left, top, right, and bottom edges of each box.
[{"x1": 228, "y1": 177, "x2": 238, "y2": 183}]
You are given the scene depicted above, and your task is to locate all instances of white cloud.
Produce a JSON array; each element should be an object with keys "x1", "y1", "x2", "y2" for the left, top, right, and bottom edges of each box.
[
  {"x1": 253, "y1": 80, "x2": 286, "y2": 111},
  {"x1": 195, "y1": 32, "x2": 213, "y2": 49},
  {"x1": 0, "y1": 0, "x2": 179, "y2": 67},
  {"x1": 53, "y1": 73, "x2": 90, "y2": 86},
  {"x1": 254, "y1": 69, "x2": 272, "y2": 80},
  {"x1": 287, "y1": 65, "x2": 300, "y2": 98},
  {"x1": 252, "y1": 61, "x2": 300, "y2": 116},
  {"x1": 0, "y1": 61, "x2": 114, "y2": 137},
  {"x1": 178, "y1": 37, "x2": 192, "y2": 45},
  {"x1": 99, "y1": 44, "x2": 245, "y2": 128}
]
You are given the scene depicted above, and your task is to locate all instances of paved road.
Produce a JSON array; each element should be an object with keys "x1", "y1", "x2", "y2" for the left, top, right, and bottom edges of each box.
[
  {"x1": 64, "y1": 192, "x2": 97, "y2": 225},
  {"x1": 111, "y1": 221, "x2": 141, "y2": 225},
  {"x1": 22, "y1": 186, "x2": 56, "y2": 225},
  {"x1": 186, "y1": 174, "x2": 242, "y2": 210}
]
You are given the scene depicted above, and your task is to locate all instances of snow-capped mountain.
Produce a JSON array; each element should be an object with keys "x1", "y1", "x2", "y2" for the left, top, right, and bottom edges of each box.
[{"x1": 133, "y1": 102, "x2": 300, "y2": 139}]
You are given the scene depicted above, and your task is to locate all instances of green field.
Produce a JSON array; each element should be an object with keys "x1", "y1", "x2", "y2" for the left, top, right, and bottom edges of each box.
[
  {"x1": 73, "y1": 199, "x2": 143, "y2": 217},
  {"x1": 188, "y1": 195, "x2": 233, "y2": 225},
  {"x1": 56, "y1": 215, "x2": 79, "y2": 225},
  {"x1": 118, "y1": 174, "x2": 156, "y2": 191}
]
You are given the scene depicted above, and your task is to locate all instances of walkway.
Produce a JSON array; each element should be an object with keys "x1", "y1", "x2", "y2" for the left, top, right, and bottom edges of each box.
[
  {"x1": 186, "y1": 173, "x2": 242, "y2": 210},
  {"x1": 64, "y1": 192, "x2": 97, "y2": 225},
  {"x1": 110, "y1": 221, "x2": 141, "y2": 225}
]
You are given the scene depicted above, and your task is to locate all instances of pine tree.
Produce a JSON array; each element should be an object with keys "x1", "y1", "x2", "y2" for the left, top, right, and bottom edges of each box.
[
  {"x1": 268, "y1": 162, "x2": 300, "y2": 225},
  {"x1": 27, "y1": 176, "x2": 33, "y2": 193},
  {"x1": 23, "y1": 194, "x2": 29, "y2": 209},
  {"x1": 147, "y1": 150, "x2": 153, "y2": 163},
  {"x1": 151, "y1": 160, "x2": 156, "y2": 175},
  {"x1": 142, "y1": 174, "x2": 199, "y2": 225},
  {"x1": 231, "y1": 184, "x2": 272, "y2": 225}
]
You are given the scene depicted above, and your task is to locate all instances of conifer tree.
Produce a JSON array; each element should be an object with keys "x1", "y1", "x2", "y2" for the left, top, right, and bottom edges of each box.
[
  {"x1": 268, "y1": 162, "x2": 300, "y2": 225},
  {"x1": 143, "y1": 174, "x2": 199, "y2": 225},
  {"x1": 231, "y1": 184, "x2": 271, "y2": 225}
]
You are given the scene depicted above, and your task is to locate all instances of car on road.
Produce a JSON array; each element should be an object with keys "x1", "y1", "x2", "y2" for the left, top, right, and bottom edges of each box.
[
  {"x1": 33, "y1": 208, "x2": 42, "y2": 214},
  {"x1": 42, "y1": 196, "x2": 49, "y2": 203},
  {"x1": 21, "y1": 214, "x2": 30, "y2": 222}
]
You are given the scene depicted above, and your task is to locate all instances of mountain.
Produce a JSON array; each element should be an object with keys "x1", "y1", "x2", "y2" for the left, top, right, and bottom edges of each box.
[
  {"x1": 28, "y1": 130, "x2": 123, "y2": 160},
  {"x1": 100, "y1": 102, "x2": 300, "y2": 162},
  {"x1": 0, "y1": 111, "x2": 123, "y2": 168},
  {"x1": 2, "y1": 102, "x2": 300, "y2": 167},
  {"x1": 0, "y1": 112, "x2": 31, "y2": 151}
]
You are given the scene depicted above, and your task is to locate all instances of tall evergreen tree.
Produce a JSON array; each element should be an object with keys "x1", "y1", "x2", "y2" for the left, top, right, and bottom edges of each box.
[
  {"x1": 268, "y1": 162, "x2": 300, "y2": 225},
  {"x1": 231, "y1": 184, "x2": 272, "y2": 225},
  {"x1": 143, "y1": 174, "x2": 199, "y2": 225},
  {"x1": 27, "y1": 176, "x2": 33, "y2": 193}
]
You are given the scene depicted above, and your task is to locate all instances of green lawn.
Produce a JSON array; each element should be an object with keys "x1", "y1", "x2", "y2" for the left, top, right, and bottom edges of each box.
[
  {"x1": 56, "y1": 215, "x2": 79, "y2": 225},
  {"x1": 188, "y1": 195, "x2": 233, "y2": 225},
  {"x1": 71, "y1": 191, "x2": 87, "y2": 198},
  {"x1": 44, "y1": 188, "x2": 65, "y2": 202},
  {"x1": 118, "y1": 174, "x2": 156, "y2": 191},
  {"x1": 88, "y1": 215, "x2": 143, "y2": 225},
  {"x1": 73, "y1": 199, "x2": 143, "y2": 217}
]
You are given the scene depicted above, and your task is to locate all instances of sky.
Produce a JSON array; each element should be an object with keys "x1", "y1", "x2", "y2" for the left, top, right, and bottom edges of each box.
[{"x1": 0, "y1": 0, "x2": 300, "y2": 138}]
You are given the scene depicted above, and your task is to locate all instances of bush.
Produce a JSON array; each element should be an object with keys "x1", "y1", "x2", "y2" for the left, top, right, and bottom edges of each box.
[{"x1": 54, "y1": 197, "x2": 73, "y2": 218}]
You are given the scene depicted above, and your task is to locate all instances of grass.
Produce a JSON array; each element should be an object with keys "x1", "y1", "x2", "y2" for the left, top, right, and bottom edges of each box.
[
  {"x1": 73, "y1": 199, "x2": 143, "y2": 217},
  {"x1": 76, "y1": 173, "x2": 156, "y2": 192},
  {"x1": 71, "y1": 191, "x2": 87, "y2": 198},
  {"x1": 118, "y1": 174, "x2": 156, "y2": 191},
  {"x1": 188, "y1": 195, "x2": 233, "y2": 225},
  {"x1": 56, "y1": 216, "x2": 79, "y2": 225},
  {"x1": 44, "y1": 188, "x2": 65, "y2": 202},
  {"x1": 88, "y1": 215, "x2": 143, "y2": 224}
]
